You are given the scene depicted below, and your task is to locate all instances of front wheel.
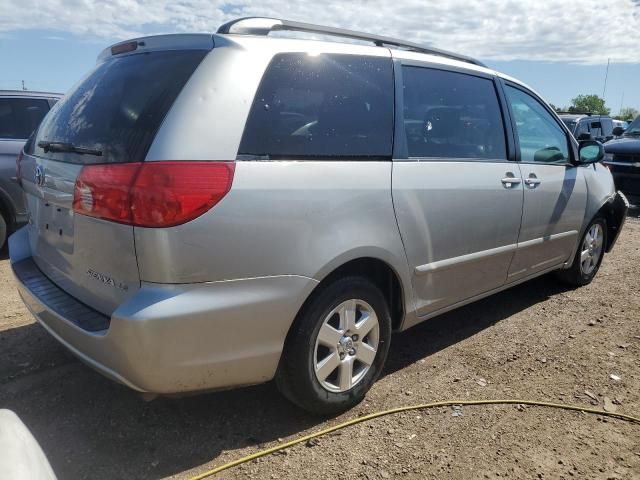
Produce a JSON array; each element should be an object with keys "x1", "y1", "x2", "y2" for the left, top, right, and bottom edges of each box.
[
  {"x1": 276, "y1": 277, "x2": 392, "y2": 415},
  {"x1": 557, "y1": 216, "x2": 607, "y2": 286}
]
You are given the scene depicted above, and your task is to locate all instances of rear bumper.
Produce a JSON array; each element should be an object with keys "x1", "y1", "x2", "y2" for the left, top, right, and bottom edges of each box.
[{"x1": 9, "y1": 228, "x2": 318, "y2": 394}]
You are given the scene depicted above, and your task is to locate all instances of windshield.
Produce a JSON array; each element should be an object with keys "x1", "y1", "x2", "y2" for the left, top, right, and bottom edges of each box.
[
  {"x1": 30, "y1": 49, "x2": 207, "y2": 164},
  {"x1": 624, "y1": 116, "x2": 640, "y2": 136}
]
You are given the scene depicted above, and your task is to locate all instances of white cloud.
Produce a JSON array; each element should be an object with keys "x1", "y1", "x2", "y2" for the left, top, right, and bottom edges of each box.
[{"x1": 0, "y1": 0, "x2": 638, "y2": 64}]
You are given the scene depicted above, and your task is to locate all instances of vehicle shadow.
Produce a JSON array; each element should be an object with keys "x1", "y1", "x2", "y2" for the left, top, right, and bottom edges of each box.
[
  {"x1": 384, "y1": 274, "x2": 572, "y2": 376},
  {"x1": 0, "y1": 274, "x2": 572, "y2": 479}
]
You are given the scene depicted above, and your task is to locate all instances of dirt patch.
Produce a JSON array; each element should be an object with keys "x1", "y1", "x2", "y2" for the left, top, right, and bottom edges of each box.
[{"x1": 1, "y1": 220, "x2": 639, "y2": 480}]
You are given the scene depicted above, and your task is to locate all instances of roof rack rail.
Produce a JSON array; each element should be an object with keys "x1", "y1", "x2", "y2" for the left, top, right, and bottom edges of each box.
[{"x1": 217, "y1": 17, "x2": 487, "y2": 68}]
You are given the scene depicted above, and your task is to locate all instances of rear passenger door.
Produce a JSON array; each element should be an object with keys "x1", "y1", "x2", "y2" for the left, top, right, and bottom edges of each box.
[
  {"x1": 392, "y1": 63, "x2": 524, "y2": 319},
  {"x1": 502, "y1": 84, "x2": 587, "y2": 281}
]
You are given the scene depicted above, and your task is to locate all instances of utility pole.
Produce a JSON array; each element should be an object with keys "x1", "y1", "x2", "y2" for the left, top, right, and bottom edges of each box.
[
  {"x1": 21, "y1": 80, "x2": 26, "y2": 91},
  {"x1": 602, "y1": 58, "x2": 610, "y2": 99},
  {"x1": 619, "y1": 91, "x2": 624, "y2": 116}
]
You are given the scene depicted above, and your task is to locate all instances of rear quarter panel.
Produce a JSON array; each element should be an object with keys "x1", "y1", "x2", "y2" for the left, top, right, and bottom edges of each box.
[{"x1": 134, "y1": 161, "x2": 412, "y2": 292}]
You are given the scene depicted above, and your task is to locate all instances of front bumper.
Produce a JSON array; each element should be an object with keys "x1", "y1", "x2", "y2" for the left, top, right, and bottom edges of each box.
[
  {"x1": 605, "y1": 162, "x2": 640, "y2": 197},
  {"x1": 9, "y1": 228, "x2": 318, "y2": 394}
]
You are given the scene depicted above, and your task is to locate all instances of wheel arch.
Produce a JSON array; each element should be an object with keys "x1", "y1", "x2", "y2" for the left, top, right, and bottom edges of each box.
[
  {"x1": 0, "y1": 187, "x2": 16, "y2": 228},
  {"x1": 314, "y1": 257, "x2": 406, "y2": 331},
  {"x1": 594, "y1": 193, "x2": 628, "y2": 253},
  {"x1": 294, "y1": 253, "x2": 411, "y2": 337}
]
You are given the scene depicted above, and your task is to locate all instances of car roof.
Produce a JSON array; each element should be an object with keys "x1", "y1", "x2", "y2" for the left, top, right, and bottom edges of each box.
[
  {"x1": 102, "y1": 31, "x2": 535, "y2": 89},
  {"x1": 0, "y1": 90, "x2": 62, "y2": 98},
  {"x1": 100, "y1": 18, "x2": 548, "y2": 103},
  {"x1": 558, "y1": 114, "x2": 583, "y2": 120}
]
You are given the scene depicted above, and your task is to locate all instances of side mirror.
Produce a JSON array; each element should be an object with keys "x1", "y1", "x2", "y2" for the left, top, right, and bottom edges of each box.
[
  {"x1": 578, "y1": 140, "x2": 604, "y2": 164},
  {"x1": 612, "y1": 126, "x2": 625, "y2": 136},
  {"x1": 577, "y1": 132, "x2": 591, "y2": 141}
]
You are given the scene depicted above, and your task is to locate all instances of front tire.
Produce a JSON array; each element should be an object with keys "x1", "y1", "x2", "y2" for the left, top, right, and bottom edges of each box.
[
  {"x1": 557, "y1": 215, "x2": 607, "y2": 286},
  {"x1": 276, "y1": 276, "x2": 392, "y2": 415}
]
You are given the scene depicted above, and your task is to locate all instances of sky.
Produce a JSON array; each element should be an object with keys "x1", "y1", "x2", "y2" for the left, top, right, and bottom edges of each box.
[{"x1": 1, "y1": 0, "x2": 639, "y2": 113}]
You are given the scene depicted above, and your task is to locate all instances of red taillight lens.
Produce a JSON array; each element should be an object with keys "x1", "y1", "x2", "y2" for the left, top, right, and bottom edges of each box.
[
  {"x1": 16, "y1": 150, "x2": 24, "y2": 186},
  {"x1": 73, "y1": 161, "x2": 235, "y2": 227},
  {"x1": 130, "y1": 162, "x2": 235, "y2": 227},
  {"x1": 74, "y1": 163, "x2": 140, "y2": 224}
]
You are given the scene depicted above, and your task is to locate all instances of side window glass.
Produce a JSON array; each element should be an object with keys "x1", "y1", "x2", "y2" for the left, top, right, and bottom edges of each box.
[
  {"x1": 401, "y1": 66, "x2": 506, "y2": 160},
  {"x1": 505, "y1": 86, "x2": 570, "y2": 165},
  {"x1": 239, "y1": 53, "x2": 393, "y2": 159},
  {"x1": 575, "y1": 121, "x2": 589, "y2": 137},
  {"x1": 601, "y1": 118, "x2": 613, "y2": 137},
  {"x1": 590, "y1": 121, "x2": 603, "y2": 138},
  {"x1": 0, "y1": 98, "x2": 50, "y2": 139}
]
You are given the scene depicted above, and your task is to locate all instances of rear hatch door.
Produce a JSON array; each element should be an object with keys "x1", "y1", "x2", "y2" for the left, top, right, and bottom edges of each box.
[{"x1": 21, "y1": 45, "x2": 209, "y2": 316}]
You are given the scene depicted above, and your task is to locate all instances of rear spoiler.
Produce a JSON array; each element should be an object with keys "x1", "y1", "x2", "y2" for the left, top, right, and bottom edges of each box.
[{"x1": 97, "y1": 34, "x2": 215, "y2": 63}]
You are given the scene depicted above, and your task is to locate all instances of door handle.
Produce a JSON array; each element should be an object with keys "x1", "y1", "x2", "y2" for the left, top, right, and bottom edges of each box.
[
  {"x1": 524, "y1": 174, "x2": 541, "y2": 188},
  {"x1": 501, "y1": 174, "x2": 521, "y2": 188}
]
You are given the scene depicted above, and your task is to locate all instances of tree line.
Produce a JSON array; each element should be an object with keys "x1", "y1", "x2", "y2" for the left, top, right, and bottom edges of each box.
[{"x1": 548, "y1": 94, "x2": 638, "y2": 121}]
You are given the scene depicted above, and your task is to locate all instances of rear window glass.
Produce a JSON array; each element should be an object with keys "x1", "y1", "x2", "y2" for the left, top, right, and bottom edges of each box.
[
  {"x1": 31, "y1": 49, "x2": 207, "y2": 164},
  {"x1": 402, "y1": 66, "x2": 507, "y2": 160},
  {"x1": 239, "y1": 53, "x2": 393, "y2": 160},
  {"x1": 0, "y1": 98, "x2": 50, "y2": 139}
]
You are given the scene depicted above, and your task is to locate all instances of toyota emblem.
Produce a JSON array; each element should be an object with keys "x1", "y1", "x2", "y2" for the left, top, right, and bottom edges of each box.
[{"x1": 34, "y1": 165, "x2": 45, "y2": 187}]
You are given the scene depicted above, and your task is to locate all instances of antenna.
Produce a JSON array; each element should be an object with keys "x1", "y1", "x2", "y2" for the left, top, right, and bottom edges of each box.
[{"x1": 602, "y1": 58, "x2": 610, "y2": 99}]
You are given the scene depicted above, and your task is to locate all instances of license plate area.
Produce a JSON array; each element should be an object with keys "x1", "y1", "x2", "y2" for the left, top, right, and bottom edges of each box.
[{"x1": 28, "y1": 195, "x2": 75, "y2": 255}]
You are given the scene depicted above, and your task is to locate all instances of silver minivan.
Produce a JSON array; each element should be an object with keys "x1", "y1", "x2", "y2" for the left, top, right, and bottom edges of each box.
[{"x1": 10, "y1": 18, "x2": 628, "y2": 414}]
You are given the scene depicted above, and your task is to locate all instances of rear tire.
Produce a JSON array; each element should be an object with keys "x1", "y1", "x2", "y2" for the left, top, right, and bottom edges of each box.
[
  {"x1": 276, "y1": 276, "x2": 392, "y2": 415},
  {"x1": 0, "y1": 213, "x2": 7, "y2": 252},
  {"x1": 556, "y1": 215, "x2": 607, "y2": 286}
]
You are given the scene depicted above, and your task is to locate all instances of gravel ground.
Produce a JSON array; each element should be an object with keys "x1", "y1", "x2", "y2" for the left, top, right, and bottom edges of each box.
[{"x1": 0, "y1": 213, "x2": 639, "y2": 480}]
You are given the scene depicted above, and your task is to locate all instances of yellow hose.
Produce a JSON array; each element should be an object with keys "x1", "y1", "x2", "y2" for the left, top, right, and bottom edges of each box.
[{"x1": 188, "y1": 399, "x2": 640, "y2": 480}]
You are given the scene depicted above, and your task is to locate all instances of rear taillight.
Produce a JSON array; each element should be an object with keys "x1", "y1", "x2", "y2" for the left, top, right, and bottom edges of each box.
[
  {"x1": 16, "y1": 150, "x2": 24, "y2": 186},
  {"x1": 73, "y1": 161, "x2": 235, "y2": 227}
]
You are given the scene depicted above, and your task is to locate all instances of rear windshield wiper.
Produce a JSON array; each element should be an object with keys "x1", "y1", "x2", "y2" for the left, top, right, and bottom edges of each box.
[{"x1": 37, "y1": 141, "x2": 103, "y2": 157}]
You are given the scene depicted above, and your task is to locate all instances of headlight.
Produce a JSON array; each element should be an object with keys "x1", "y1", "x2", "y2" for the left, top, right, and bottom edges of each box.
[{"x1": 603, "y1": 152, "x2": 614, "y2": 163}]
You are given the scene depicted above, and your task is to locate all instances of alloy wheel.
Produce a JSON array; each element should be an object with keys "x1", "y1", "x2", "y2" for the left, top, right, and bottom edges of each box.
[
  {"x1": 313, "y1": 299, "x2": 380, "y2": 393},
  {"x1": 580, "y1": 223, "x2": 604, "y2": 276}
]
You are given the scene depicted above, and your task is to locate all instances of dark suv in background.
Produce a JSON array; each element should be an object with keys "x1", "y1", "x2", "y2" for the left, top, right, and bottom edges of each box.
[
  {"x1": 604, "y1": 116, "x2": 640, "y2": 200},
  {"x1": 0, "y1": 90, "x2": 62, "y2": 249},
  {"x1": 559, "y1": 113, "x2": 615, "y2": 143}
]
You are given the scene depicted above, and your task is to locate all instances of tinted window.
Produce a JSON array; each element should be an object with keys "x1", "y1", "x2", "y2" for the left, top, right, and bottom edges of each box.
[
  {"x1": 401, "y1": 66, "x2": 506, "y2": 160},
  {"x1": 575, "y1": 120, "x2": 590, "y2": 137},
  {"x1": 239, "y1": 53, "x2": 393, "y2": 159},
  {"x1": 561, "y1": 118, "x2": 577, "y2": 134},
  {"x1": 0, "y1": 98, "x2": 50, "y2": 139},
  {"x1": 32, "y1": 50, "x2": 207, "y2": 164},
  {"x1": 505, "y1": 86, "x2": 570, "y2": 164}
]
